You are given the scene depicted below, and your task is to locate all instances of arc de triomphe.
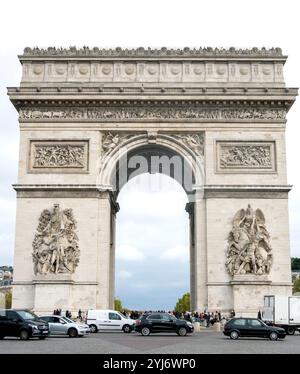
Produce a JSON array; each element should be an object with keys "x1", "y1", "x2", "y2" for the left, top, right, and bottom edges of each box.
[{"x1": 8, "y1": 47, "x2": 297, "y2": 315}]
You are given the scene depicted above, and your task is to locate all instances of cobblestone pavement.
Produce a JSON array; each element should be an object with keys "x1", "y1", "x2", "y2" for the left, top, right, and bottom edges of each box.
[{"x1": 1, "y1": 331, "x2": 300, "y2": 354}]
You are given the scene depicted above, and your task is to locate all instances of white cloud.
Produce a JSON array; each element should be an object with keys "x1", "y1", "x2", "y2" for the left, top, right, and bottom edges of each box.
[
  {"x1": 160, "y1": 245, "x2": 189, "y2": 262},
  {"x1": 116, "y1": 244, "x2": 145, "y2": 261},
  {"x1": 116, "y1": 270, "x2": 133, "y2": 280}
]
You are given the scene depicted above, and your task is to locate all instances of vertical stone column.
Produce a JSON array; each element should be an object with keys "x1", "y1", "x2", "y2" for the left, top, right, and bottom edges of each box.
[
  {"x1": 96, "y1": 191, "x2": 112, "y2": 309},
  {"x1": 186, "y1": 202, "x2": 196, "y2": 311},
  {"x1": 194, "y1": 193, "x2": 208, "y2": 311},
  {"x1": 109, "y1": 196, "x2": 119, "y2": 309}
]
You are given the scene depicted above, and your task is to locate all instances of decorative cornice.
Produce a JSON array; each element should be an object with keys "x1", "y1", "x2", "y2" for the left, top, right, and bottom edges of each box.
[
  {"x1": 13, "y1": 185, "x2": 292, "y2": 198},
  {"x1": 21, "y1": 46, "x2": 284, "y2": 58},
  {"x1": 203, "y1": 184, "x2": 292, "y2": 199}
]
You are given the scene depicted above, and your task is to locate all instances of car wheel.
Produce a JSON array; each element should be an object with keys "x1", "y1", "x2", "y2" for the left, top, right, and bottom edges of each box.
[
  {"x1": 89, "y1": 324, "x2": 98, "y2": 333},
  {"x1": 141, "y1": 327, "x2": 151, "y2": 336},
  {"x1": 68, "y1": 328, "x2": 78, "y2": 338},
  {"x1": 19, "y1": 330, "x2": 29, "y2": 341},
  {"x1": 287, "y1": 327, "x2": 295, "y2": 335},
  {"x1": 0, "y1": 335, "x2": 4, "y2": 340},
  {"x1": 269, "y1": 331, "x2": 278, "y2": 341},
  {"x1": 123, "y1": 325, "x2": 132, "y2": 333},
  {"x1": 178, "y1": 327, "x2": 187, "y2": 337},
  {"x1": 230, "y1": 330, "x2": 239, "y2": 340}
]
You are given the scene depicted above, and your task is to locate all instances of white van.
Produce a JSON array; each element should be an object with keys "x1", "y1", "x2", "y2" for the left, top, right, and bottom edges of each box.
[{"x1": 86, "y1": 310, "x2": 135, "y2": 333}]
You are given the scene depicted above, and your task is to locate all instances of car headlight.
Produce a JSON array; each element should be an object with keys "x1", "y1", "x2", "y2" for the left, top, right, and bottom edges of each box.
[
  {"x1": 29, "y1": 324, "x2": 39, "y2": 330},
  {"x1": 187, "y1": 322, "x2": 193, "y2": 327}
]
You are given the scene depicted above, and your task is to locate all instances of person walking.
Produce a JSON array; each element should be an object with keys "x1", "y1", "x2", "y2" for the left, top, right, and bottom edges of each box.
[
  {"x1": 205, "y1": 312, "x2": 210, "y2": 328},
  {"x1": 257, "y1": 310, "x2": 262, "y2": 320}
]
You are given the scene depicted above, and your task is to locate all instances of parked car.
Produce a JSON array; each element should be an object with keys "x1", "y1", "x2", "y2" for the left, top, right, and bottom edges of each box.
[
  {"x1": 135, "y1": 312, "x2": 194, "y2": 336},
  {"x1": 0, "y1": 309, "x2": 49, "y2": 340},
  {"x1": 39, "y1": 315, "x2": 90, "y2": 337},
  {"x1": 223, "y1": 317, "x2": 286, "y2": 341},
  {"x1": 86, "y1": 309, "x2": 135, "y2": 333}
]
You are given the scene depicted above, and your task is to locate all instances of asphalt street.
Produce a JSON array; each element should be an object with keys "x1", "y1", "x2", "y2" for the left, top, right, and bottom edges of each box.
[{"x1": 1, "y1": 330, "x2": 300, "y2": 354}]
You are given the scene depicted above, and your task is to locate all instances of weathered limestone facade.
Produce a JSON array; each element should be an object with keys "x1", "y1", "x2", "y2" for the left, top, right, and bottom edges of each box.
[{"x1": 8, "y1": 47, "x2": 298, "y2": 315}]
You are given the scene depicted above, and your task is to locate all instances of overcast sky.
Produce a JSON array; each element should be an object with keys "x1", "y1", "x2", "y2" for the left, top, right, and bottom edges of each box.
[{"x1": 0, "y1": 0, "x2": 299, "y2": 310}]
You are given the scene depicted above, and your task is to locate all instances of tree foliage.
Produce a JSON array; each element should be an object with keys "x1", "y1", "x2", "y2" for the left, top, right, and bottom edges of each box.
[
  {"x1": 5, "y1": 292, "x2": 12, "y2": 309},
  {"x1": 114, "y1": 298, "x2": 123, "y2": 312},
  {"x1": 293, "y1": 278, "x2": 300, "y2": 294},
  {"x1": 174, "y1": 292, "x2": 190, "y2": 313},
  {"x1": 291, "y1": 257, "x2": 300, "y2": 271}
]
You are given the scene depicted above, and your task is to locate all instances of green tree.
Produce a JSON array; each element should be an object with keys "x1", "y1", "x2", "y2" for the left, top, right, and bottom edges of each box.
[
  {"x1": 291, "y1": 257, "x2": 300, "y2": 271},
  {"x1": 174, "y1": 292, "x2": 190, "y2": 313},
  {"x1": 293, "y1": 278, "x2": 300, "y2": 294},
  {"x1": 114, "y1": 298, "x2": 123, "y2": 312},
  {"x1": 5, "y1": 292, "x2": 12, "y2": 309}
]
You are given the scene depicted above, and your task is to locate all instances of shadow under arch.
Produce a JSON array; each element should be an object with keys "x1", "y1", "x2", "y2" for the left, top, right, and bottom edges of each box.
[{"x1": 97, "y1": 133, "x2": 205, "y2": 201}]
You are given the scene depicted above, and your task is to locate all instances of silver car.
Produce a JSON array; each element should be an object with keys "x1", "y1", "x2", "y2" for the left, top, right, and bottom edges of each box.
[{"x1": 39, "y1": 315, "x2": 90, "y2": 338}]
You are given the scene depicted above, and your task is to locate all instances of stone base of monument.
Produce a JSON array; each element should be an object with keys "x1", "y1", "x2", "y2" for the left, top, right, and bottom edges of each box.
[
  {"x1": 193, "y1": 322, "x2": 201, "y2": 332},
  {"x1": 230, "y1": 274, "x2": 272, "y2": 285},
  {"x1": 33, "y1": 273, "x2": 74, "y2": 284},
  {"x1": 213, "y1": 322, "x2": 221, "y2": 332},
  {"x1": 230, "y1": 274, "x2": 292, "y2": 317},
  {"x1": 13, "y1": 274, "x2": 100, "y2": 314}
]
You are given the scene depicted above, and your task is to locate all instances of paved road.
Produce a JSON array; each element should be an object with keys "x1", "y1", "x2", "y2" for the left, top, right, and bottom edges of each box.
[{"x1": 1, "y1": 331, "x2": 300, "y2": 354}]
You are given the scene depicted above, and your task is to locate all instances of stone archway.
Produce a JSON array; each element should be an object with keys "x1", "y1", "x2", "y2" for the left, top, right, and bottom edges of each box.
[
  {"x1": 8, "y1": 47, "x2": 297, "y2": 315},
  {"x1": 97, "y1": 132, "x2": 206, "y2": 310}
]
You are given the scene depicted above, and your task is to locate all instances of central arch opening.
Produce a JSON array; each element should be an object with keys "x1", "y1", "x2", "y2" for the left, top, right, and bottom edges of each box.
[{"x1": 115, "y1": 173, "x2": 190, "y2": 311}]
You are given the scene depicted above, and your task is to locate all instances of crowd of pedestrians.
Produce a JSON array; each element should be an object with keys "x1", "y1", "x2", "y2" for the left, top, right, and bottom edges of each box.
[
  {"x1": 51, "y1": 307, "x2": 236, "y2": 327},
  {"x1": 120, "y1": 308, "x2": 235, "y2": 327}
]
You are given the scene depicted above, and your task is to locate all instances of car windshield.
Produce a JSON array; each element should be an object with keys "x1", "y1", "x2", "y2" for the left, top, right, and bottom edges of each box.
[
  {"x1": 118, "y1": 312, "x2": 126, "y2": 319},
  {"x1": 17, "y1": 310, "x2": 39, "y2": 321},
  {"x1": 62, "y1": 317, "x2": 74, "y2": 323}
]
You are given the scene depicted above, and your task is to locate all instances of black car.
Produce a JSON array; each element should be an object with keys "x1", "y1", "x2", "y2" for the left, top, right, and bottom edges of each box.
[
  {"x1": 223, "y1": 317, "x2": 286, "y2": 341},
  {"x1": 0, "y1": 309, "x2": 49, "y2": 340},
  {"x1": 135, "y1": 312, "x2": 194, "y2": 336}
]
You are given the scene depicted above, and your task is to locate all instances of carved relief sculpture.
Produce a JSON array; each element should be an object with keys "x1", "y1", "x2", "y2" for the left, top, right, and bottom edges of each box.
[
  {"x1": 217, "y1": 141, "x2": 275, "y2": 172},
  {"x1": 19, "y1": 107, "x2": 287, "y2": 122},
  {"x1": 33, "y1": 144, "x2": 85, "y2": 168},
  {"x1": 32, "y1": 204, "x2": 80, "y2": 275},
  {"x1": 225, "y1": 205, "x2": 273, "y2": 276},
  {"x1": 101, "y1": 132, "x2": 135, "y2": 157},
  {"x1": 220, "y1": 145, "x2": 272, "y2": 169},
  {"x1": 175, "y1": 133, "x2": 204, "y2": 158},
  {"x1": 29, "y1": 141, "x2": 88, "y2": 172}
]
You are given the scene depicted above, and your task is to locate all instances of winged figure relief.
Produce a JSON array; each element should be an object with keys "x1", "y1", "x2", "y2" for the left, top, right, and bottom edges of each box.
[{"x1": 226, "y1": 204, "x2": 272, "y2": 276}]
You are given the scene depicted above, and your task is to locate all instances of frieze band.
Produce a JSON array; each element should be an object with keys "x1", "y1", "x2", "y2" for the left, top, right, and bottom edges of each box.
[{"x1": 19, "y1": 107, "x2": 287, "y2": 121}]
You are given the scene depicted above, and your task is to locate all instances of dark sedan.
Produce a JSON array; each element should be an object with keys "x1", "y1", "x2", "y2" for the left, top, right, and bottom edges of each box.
[
  {"x1": 223, "y1": 317, "x2": 286, "y2": 341},
  {"x1": 0, "y1": 309, "x2": 49, "y2": 340},
  {"x1": 135, "y1": 312, "x2": 194, "y2": 336}
]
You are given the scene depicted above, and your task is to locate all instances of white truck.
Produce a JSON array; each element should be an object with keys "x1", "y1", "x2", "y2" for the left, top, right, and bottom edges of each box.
[
  {"x1": 262, "y1": 295, "x2": 300, "y2": 335},
  {"x1": 86, "y1": 309, "x2": 136, "y2": 333}
]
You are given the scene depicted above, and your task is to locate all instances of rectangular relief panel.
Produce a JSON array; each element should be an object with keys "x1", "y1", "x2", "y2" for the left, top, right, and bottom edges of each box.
[
  {"x1": 216, "y1": 140, "x2": 276, "y2": 173},
  {"x1": 28, "y1": 140, "x2": 89, "y2": 173}
]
